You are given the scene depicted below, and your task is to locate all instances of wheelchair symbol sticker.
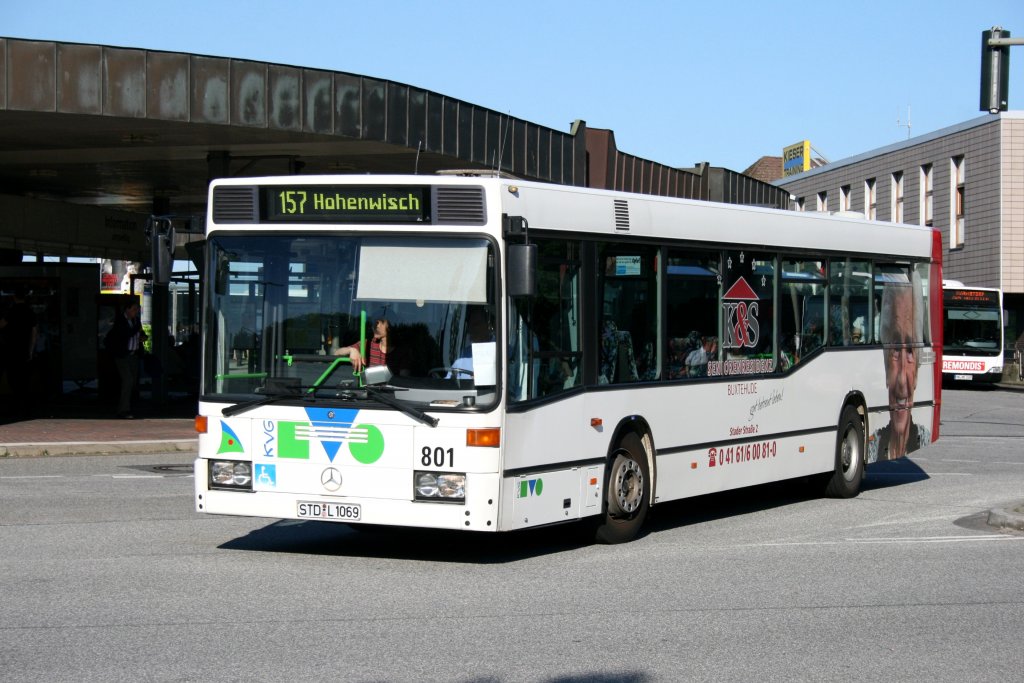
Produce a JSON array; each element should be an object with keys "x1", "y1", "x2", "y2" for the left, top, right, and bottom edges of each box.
[{"x1": 255, "y1": 463, "x2": 276, "y2": 488}]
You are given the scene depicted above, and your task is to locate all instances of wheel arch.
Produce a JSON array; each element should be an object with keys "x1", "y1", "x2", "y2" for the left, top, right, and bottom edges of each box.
[
  {"x1": 840, "y1": 390, "x2": 868, "y2": 435},
  {"x1": 823, "y1": 394, "x2": 869, "y2": 498},
  {"x1": 607, "y1": 415, "x2": 657, "y2": 505}
]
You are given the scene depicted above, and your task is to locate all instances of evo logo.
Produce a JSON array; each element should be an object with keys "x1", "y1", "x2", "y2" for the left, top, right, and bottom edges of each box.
[
  {"x1": 517, "y1": 478, "x2": 544, "y2": 498},
  {"x1": 277, "y1": 407, "x2": 385, "y2": 464}
]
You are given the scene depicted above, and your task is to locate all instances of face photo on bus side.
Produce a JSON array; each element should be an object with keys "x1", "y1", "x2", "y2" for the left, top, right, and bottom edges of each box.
[{"x1": 869, "y1": 278, "x2": 931, "y2": 461}]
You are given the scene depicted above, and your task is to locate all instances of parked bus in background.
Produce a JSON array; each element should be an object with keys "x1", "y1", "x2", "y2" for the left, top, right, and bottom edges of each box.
[
  {"x1": 194, "y1": 173, "x2": 943, "y2": 544},
  {"x1": 941, "y1": 280, "x2": 1004, "y2": 384}
]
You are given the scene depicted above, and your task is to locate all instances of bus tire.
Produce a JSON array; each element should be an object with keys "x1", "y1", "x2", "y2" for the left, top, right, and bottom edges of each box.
[
  {"x1": 594, "y1": 433, "x2": 650, "y2": 544},
  {"x1": 824, "y1": 406, "x2": 865, "y2": 498}
]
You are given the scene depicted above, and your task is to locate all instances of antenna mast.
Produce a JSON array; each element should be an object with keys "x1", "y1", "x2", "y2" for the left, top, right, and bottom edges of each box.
[{"x1": 896, "y1": 105, "x2": 912, "y2": 139}]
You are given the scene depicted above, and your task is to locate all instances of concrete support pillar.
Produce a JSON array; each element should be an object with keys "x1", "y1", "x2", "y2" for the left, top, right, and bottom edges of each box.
[{"x1": 149, "y1": 196, "x2": 172, "y2": 404}]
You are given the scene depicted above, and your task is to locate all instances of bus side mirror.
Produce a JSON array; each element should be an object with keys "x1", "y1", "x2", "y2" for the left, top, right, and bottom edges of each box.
[
  {"x1": 363, "y1": 365, "x2": 392, "y2": 386},
  {"x1": 507, "y1": 244, "x2": 537, "y2": 298}
]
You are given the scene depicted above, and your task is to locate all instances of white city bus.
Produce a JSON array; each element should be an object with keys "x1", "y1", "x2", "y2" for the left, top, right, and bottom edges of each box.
[
  {"x1": 941, "y1": 280, "x2": 1004, "y2": 383},
  {"x1": 194, "y1": 173, "x2": 943, "y2": 543}
]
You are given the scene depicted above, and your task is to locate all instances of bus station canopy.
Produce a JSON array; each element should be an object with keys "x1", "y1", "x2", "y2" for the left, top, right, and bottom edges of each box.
[{"x1": 0, "y1": 38, "x2": 787, "y2": 262}]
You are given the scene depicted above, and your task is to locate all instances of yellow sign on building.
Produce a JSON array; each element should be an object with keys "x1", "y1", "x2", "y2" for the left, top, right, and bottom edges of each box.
[{"x1": 782, "y1": 140, "x2": 811, "y2": 177}]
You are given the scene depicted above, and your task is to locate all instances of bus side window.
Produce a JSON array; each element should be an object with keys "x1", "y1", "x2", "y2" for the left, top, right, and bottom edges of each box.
[
  {"x1": 780, "y1": 259, "x2": 826, "y2": 369},
  {"x1": 829, "y1": 259, "x2": 872, "y2": 346},
  {"x1": 914, "y1": 262, "x2": 931, "y2": 345},
  {"x1": 722, "y1": 251, "x2": 774, "y2": 369},
  {"x1": 875, "y1": 263, "x2": 923, "y2": 347},
  {"x1": 665, "y1": 249, "x2": 720, "y2": 380},
  {"x1": 508, "y1": 239, "x2": 582, "y2": 401},
  {"x1": 598, "y1": 244, "x2": 660, "y2": 384}
]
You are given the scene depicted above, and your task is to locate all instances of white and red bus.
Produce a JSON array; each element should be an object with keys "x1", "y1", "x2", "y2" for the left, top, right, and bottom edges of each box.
[
  {"x1": 194, "y1": 173, "x2": 943, "y2": 543},
  {"x1": 941, "y1": 281, "x2": 1004, "y2": 383}
]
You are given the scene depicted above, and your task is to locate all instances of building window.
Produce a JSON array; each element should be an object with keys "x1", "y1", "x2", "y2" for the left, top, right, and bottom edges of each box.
[
  {"x1": 840, "y1": 185, "x2": 851, "y2": 212},
  {"x1": 951, "y1": 156, "x2": 965, "y2": 248},
  {"x1": 795, "y1": 197, "x2": 805, "y2": 212},
  {"x1": 920, "y1": 163, "x2": 933, "y2": 227},
  {"x1": 864, "y1": 178, "x2": 877, "y2": 220},
  {"x1": 891, "y1": 171, "x2": 904, "y2": 223},
  {"x1": 817, "y1": 191, "x2": 828, "y2": 212}
]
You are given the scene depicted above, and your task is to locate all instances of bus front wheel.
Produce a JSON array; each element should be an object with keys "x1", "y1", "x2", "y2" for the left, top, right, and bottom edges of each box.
[
  {"x1": 594, "y1": 433, "x2": 650, "y2": 544},
  {"x1": 824, "y1": 406, "x2": 865, "y2": 498}
]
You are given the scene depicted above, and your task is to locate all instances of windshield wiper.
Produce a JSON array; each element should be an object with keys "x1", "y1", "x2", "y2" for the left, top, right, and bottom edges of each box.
[
  {"x1": 221, "y1": 392, "x2": 310, "y2": 417},
  {"x1": 365, "y1": 386, "x2": 439, "y2": 428},
  {"x1": 222, "y1": 355, "x2": 357, "y2": 418},
  {"x1": 222, "y1": 385, "x2": 438, "y2": 427}
]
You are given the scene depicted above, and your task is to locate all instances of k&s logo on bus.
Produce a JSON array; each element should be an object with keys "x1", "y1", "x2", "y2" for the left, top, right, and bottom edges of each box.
[{"x1": 722, "y1": 277, "x2": 760, "y2": 349}]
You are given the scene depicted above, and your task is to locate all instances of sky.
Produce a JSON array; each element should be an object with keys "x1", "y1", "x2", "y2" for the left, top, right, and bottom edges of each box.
[{"x1": 2, "y1": 0, "x2": 1023, "y2": 172}]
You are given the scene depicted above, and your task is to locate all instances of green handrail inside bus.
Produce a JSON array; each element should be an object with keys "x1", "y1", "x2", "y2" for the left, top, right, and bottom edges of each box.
[
  {"x1": 277, "y1": 310, "x2": 369, "y2": 392},
  {"x1": 307, "y1": 357, "x2": 351, "y2": 393},
  {"x1": 215, "y1": 372, "x2": 268, "y2": 380}
]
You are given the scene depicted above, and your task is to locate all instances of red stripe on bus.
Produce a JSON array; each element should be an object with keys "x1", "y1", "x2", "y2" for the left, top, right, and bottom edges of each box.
[{"x1": 930, "y1": 228, "x2": 943, "y2": 442}]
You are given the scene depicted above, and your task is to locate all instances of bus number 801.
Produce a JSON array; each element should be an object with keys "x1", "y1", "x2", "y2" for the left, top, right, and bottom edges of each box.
[{"x1": 422, "y1": 446, "x2": 454, "y2": 468}]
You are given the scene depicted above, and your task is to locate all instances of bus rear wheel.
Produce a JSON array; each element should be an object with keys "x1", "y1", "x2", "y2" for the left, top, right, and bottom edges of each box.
[
  {"x1": 594, "y1": 433, "x2": 650, "y2": 544},
  {"x1": 824, "y1": 406, "x2": 864, "y2": 498}
]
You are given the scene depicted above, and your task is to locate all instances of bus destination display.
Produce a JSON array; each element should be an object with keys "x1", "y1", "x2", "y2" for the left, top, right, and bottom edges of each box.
[
  {"x1": 944, "y1": 289, "x2": 999, "y2": 306},
  {"x1": 262, "y1": 186, "x2": 429, "y2": 223}
]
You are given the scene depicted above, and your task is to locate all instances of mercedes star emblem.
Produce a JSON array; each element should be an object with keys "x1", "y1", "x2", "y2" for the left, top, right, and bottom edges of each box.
[{"x1": 320, "y1": 467, "x2": 342, "y2": 492}]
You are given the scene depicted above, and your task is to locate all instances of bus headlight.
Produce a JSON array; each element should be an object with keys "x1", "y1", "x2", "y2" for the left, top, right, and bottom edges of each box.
[
  {"x1": 210, "y1": 460, "x2": 253, "y2": 490},
  {"x1": 414, "y1": 471, "x2": 466, "y2": 502},
  {"x1": 989, "y1": 365, "x2": 1003, "y2": 374}
]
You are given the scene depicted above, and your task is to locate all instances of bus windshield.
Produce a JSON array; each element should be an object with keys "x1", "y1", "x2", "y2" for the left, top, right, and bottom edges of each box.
[
  {"x1": 205, "y1": 234, "x2": 498, "y2": 408},
  {"x1": 943, "y1": 290, "x2": 1002, "y2": 356}
]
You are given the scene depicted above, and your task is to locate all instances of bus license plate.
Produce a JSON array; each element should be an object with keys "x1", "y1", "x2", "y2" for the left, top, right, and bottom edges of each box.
[
  {"x1": 297, "y1": 501, "x2": 361, "y2": 521},
  {"x1": 954, "y1": 374, "x2": 973, "y2": 381}
]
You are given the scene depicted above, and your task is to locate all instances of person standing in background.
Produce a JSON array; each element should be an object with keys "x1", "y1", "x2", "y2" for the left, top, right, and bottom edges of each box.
[{"x1": 106, "y1": 300, "x2": 146, "y2": 419}]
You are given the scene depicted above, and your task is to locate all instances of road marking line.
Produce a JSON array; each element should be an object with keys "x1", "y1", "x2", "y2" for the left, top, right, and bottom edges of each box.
[
  {"x1": 870, "y1": 472, "x2": 972, "y2": 476},
  {"x1": 0, "y1": 475, "x2": 64, "y2": 479},
  {"x1": 754, "y1": 535, "x2": 1022, "y2": 547},
  {"x1": 938, "y1": 435, "x2": 1024, "y2": 439},
  {"x1": 852, "y1": 535, "x2": 1017, "y2": 543},
  {"x1": 0, "y1": 439, "x2": 194, "y2": 446},
  {"x1": 845, "y1": 538, "x2": 1022, "y2": 545},
  {"x1": 2, "y1": 474, "x2": 180, "y2": 480}
]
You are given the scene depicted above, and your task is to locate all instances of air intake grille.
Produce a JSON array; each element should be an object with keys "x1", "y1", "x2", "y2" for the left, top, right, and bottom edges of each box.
[
  {"x1": 212, "y1": 186, "x2": 258, "y2": 223},
  {"x1": 434, "y1": 186, "x2": 486, "y2": 225},
  {"x1": 614, "y1": 199, "x2": 630, "y2": 231}
]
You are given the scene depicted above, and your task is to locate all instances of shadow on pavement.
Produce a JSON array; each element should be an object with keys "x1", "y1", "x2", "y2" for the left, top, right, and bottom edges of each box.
[
  {"x1": 217, "y1": 459, "x2": 933, "y2": 562},
  {"x1": 219, "y1": 517, "x2": 595, "y2": 564},
  {"x1": 863, "y1": 457, "x2": 930, "y2": 490}
]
